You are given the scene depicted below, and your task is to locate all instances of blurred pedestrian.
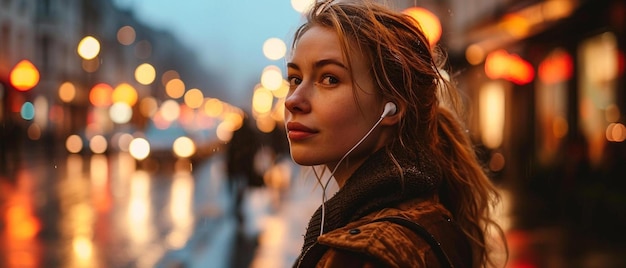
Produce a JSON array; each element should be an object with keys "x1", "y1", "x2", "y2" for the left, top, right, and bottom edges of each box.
[
  {"x1": 225, "y1": 114, "x2": 264, "y2": 230},
  {"x1": 284, "y1": 1, "x2": 507, "y2": 267}
]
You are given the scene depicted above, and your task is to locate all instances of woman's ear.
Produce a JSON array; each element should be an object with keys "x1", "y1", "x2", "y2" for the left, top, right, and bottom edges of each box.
[{"x1": 381, "y1": 102, "x2": 401, "y2": 126}]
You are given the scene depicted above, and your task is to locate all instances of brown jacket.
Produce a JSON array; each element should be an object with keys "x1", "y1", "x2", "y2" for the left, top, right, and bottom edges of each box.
[
  {"x1": 294, "y1": 146, "x2": 472, "y2": 268},
  {"x1": 316, "y1": 198, "x2": 472, "y2": 267}
]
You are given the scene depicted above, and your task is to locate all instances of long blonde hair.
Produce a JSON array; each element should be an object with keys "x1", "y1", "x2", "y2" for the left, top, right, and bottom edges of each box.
[{"x1": 292, "y1": 1, "x2": 507, "y2": 266}]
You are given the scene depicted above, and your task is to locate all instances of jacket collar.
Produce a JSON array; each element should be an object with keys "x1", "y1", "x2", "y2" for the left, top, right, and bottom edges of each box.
[{"x1": 295, "y1": 145, "x2": 440, "y2": 268}]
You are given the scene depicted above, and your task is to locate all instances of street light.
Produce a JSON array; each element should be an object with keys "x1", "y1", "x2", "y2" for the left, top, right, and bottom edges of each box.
[
  {"x1": 9, "y1": 60, "x2": 40, "y2": 91},
  {"x1": 77, "y1": 36, "x2": 101, "y2": 60}
]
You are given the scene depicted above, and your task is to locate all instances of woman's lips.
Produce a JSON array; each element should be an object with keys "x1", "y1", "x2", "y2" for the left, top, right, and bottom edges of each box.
[{"x1": 286, "y1": 122, "x2": 318, "y2": 141}]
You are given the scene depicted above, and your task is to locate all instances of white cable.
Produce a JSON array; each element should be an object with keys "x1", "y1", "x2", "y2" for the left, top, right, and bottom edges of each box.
[{"x1": 317, "y1": 115, "x2": 386, "y2": 236}]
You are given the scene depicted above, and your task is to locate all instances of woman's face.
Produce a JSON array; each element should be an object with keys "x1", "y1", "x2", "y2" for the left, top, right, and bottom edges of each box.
[{"x1": 285, "y1": 26, "x2": 388, "y2": 173}]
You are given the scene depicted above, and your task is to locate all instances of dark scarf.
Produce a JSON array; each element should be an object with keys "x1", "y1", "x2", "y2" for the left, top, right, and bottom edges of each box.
[{"x1": 294, "y1": 146, "x2": 440, "y2": 268}]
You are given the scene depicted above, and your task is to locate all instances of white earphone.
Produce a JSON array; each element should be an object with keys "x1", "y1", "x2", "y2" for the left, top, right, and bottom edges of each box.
[{"x1": 381, "y1": 102, "x2": 397, "y2": 118}]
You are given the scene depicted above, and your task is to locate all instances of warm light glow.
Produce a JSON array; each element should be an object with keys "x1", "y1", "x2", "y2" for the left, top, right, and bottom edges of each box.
[
  {"x1": 77, "y1": 36, "x2": 100, "y2": 60},
  {"x1": 466, "y1": 44, "x2": 486, "y2": 65},
  {"x1": 160, "y1": 99, "x2": 180, "y2": 122},
  {"x1": 135, "y1": 63, "x2": 156, "y2": 85},
  {"x1": 10, "y1": 60, "x2": 40, "y2": 91},
  {"x1": 165, "y1": 78, "x2": 185, "y2": 99},
  {"x1": 291, "y1": 0, "x2": 315, "y2": 13},
  {"x1": 253, "y1": 86, "x2": 274, "y2": 115},
  {"x1": 89, "y1": 135, "x2": 108, "y2": 154},
  {"x1": 500, "y1": 14, "x2": 530, "y2": 38},
  {"x1": 607, "y1": 123, "x2": 626, "y2": 142},
  {"x1": 256, "y1": 114, "x2": 276, "y2": 133},
  {"x1": 116, "y1": 133, "x2": 134, "y2": 152},
  {"x1": 184, "y1": 88, "x2": 204, "y2": 109},
  {"x1": 479, "y1": 82, "x2": 505, "y2": 149},
  {"x1": 272, "y1": 81, "x2": 289, "y2": 98},
  {"x1": 485, "y1": 49, "x2": 534, "y2": 85},
  {"x1": 263, "y1": 38, "x2": 287, "y2": 60},
  {"x1": 109, "y1": 102, "x2": 133, "y2": 124},
  {"x1": 59, "y1": 82, "x2": 77, "y2": 103},
  {"x1": 112, "y1": 83, "x2": 138, "y2": 106},
  {"x1": 403, "y1": 7, "x2": 442, "y2": 46},
  {"x1": 129, "y1": 138, "x2": 150, "y2": 160},
  {"x1": 89, "y1": 83, "x2": 113, "y2": 107},
  {"x1": 73, "y1": 236, "x2": 94, "y2": 260},
  {"x1": 66, "y1": 134, "x2": 84, "y2": 153},
  {"x1": 173, "y1": 136, "x2": 196, "y2": 158},
  {"x1": 261, "y1": 66, "x2": 283, "y2": 90},
  {"x1": 117, "y1": 26, "x2": 136, "y2": 45},
  {"x1": 539, "y1": 49, "x2": 573, "y2": 85},
  {"x1": 216, "y1": 122, "x2": 234, "y2": 142},
  {"x1": 139, "y1": 97, "x2": 158, "y2": 117},
  {"x1": 203, "y1": 98, "x2": 224, "y2": 117}
]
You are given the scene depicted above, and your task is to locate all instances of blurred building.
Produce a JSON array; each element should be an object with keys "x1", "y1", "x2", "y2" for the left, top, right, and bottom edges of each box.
[{"x1": 399, "y1": 0, "x2": 625, "y2": 262}]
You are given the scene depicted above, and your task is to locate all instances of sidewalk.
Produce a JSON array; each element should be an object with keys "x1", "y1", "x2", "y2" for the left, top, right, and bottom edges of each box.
[{"x1": 153, "y1": 154, "x2": 338, "y2": 268}]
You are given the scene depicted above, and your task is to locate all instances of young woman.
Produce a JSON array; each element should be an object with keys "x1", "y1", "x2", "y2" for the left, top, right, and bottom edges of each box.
[{"x1": 284, "y1": 1, "x2": 507, "y2": 267}]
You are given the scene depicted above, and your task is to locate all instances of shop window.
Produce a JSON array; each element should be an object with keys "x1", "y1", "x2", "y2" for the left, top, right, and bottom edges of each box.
[
  {"x1": 578, "y1": 32, "x2": 620, "y2": 165},
  {"x1": 536, "y1": 48, "x2": 572, "y2": 165}
]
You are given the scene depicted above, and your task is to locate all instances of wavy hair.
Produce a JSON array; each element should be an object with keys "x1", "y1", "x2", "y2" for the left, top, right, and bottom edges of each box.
[{"x1": 291, "y1": 1, "x2": 508, "y2": 267}]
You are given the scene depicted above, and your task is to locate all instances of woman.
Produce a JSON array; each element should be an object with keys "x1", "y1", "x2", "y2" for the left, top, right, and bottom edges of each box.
[{"x1": 284, "y1": 1, "x2": 507, "y2": 267}]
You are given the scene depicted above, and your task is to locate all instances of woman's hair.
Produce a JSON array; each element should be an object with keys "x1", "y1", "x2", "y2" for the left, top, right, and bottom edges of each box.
[{"x1": 291, "y1": 1, "x2": 507, "y2": 267}]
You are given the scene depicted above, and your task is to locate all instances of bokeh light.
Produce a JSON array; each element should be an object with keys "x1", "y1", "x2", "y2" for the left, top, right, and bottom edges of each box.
[
  {"x1": 66, "y1": 134, "x2": 83, "y2": 153},
  {"x1": 10, "y1": 60, "x2": 40, "y2": 91},
  {"x1": 117, "y1": 26, "x2": 136, "y2": 45},
  {"x1": 89, "y1": 135, "x2": 108, "y2": 154},
  {"x1": 77, "y1": 36, "x2": 100, "y2": 60},
  {"x1": 203, "y1": 98, "x2": 223, "y2": 117},
  {"x1": 263, "y1": 38, "x2": 287, "y2": 60},
  {"x1": 139, "y1": 97, "x2": 158, "y2": 117},
  {"x1": 59, "y1": 82, "x2": 77, "y2": 103},
  {"x1": 109, "y1": 102, "x2": 133, "y2": 124},
  {"x1": 253, "y1": 86, "x2": 273, "y2": 115},
  {"x1": 20, "y1": 102, "x2": 35, "y2": 120},
  {"x1": 160, "y1": 99, "x2": 181, "y2": 122},
  {"x1": 291, "y1": 0, "x2": 315, "y2": 13},
  {"x1": 260, "y1": 65, "x2": 283, "y2": 90},
  {"x1": 112, "y1": 83, "x2": 138, "y2": 106},
  {"x1": 135, "y1": 63, "x2": 156, "y2": 85},
  {"x1": 403, "y1": 7, "x2": 442, "y2": 47},
  {"x1": 27, "y1": 123, "x2": 41, "y2": 140},
  {"x1": 89, "y1": 83, "x2": 113, "y2": 107},
  {"x1": 129, "y1": 138, "x2": 150, "y2": 160},
  {"x1": 165, "y1": 78, "x2": 185, "y2": 99},
  {"x1": 184, "y1": 88, "x2": 204, "y2": 109},
  {"x1": 173, "y1": 136, "x2": 196, "y2": 158}
]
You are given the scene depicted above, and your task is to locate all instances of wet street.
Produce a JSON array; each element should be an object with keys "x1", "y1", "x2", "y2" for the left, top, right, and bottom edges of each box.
[
  {"x1": 2, "y1": 144, "x2": 625, "y2": 268},
  {"x1": 0, "y1": 144, "x2": 329, "y2": 268}
]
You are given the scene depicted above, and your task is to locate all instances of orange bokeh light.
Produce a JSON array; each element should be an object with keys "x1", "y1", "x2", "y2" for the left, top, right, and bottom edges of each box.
[
  {"x1": 485, "y1": 49, "x2": 535, "y2": 85},
  {"x1": 112, "y1": 83, "x2": 138, "y2": 106},
  {"x1": 10, "y1": 60, "x2": 40, "y2": 91},
  {"x1": 403, "y1": 7, "x2": 442, "y2": 47},
  {"x1": 539, "y1": 50, "x2": 573, "y2": 85},
  {"x1": 89, "y1": 83, "x2": 113, "y2": 107}
]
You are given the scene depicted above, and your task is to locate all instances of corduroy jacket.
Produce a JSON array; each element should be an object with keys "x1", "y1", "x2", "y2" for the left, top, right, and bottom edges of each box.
[
  {"x1": 315, "y1": 198, "x2": 472, "y2": 267},
  {"x1": 294, "y1": 146, "x2": 473, "y2": 268}
]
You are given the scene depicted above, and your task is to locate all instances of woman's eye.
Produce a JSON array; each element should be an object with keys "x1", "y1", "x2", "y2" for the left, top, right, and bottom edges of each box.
[
  {"x1": 288, "y1": 76, "x2": 302, "y2": 86},
  {"x1": 320, "y1": 75, "x2": 339, "y2": 85}
]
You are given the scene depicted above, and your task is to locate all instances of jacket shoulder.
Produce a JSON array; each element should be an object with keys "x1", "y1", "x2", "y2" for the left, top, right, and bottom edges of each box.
[{"x1": 318, "y1": 201, "x2": 456, "y2": 267}]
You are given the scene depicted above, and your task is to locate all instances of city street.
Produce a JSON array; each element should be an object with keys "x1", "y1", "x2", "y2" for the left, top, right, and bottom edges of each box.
[
  {"x1": 0, "y1": 143, "x2": 329, "y2": 268},
  {"x1": 2, "y1": 143, "x2": 625, "y2": 268}
]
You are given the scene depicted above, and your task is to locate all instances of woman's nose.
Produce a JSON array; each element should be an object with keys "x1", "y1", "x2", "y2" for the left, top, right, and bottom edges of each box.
[{"x1": 284, "y1": 85, "x2": 311, "y2": 114}]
